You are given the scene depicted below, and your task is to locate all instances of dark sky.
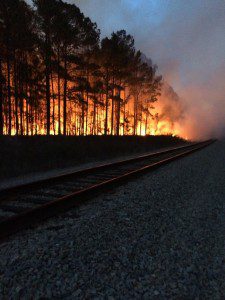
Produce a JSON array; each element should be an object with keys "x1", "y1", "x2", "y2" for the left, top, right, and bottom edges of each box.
[{"x1": 27, "y1": 0, "x2": 225, "y2": 138}]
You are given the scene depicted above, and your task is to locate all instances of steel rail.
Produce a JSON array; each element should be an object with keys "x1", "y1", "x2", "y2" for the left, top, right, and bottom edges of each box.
[
  {"x1": 0, "y1": 139, "x2": 215, "y2": 240},
  {"x1": 0, "y1": 140, "x2": 212, "y2": 198}
]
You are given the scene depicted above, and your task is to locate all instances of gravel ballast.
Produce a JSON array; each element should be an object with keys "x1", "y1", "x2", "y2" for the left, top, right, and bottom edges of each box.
[{"x1": 0, "y1": 140, "x2": 224, "y2": 299}]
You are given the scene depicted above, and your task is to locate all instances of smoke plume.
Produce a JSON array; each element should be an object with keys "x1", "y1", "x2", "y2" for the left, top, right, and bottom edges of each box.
[{"x1": 71, "y1": 0, "x2": 225, "y2": 140}]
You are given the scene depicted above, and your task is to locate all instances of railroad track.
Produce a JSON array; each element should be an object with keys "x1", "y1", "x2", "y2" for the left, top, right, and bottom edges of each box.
[{"x1": 0, "y1": 139, "x2": 215, "y2": 239}]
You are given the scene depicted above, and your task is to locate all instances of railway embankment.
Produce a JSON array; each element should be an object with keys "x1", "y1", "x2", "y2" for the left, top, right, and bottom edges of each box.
[
  {"x1": 0, "y1": 139, "x2": 224, "y2": 298},
  {"x1": 0, "y1": 135, "x2": 186, "y2": 181}
]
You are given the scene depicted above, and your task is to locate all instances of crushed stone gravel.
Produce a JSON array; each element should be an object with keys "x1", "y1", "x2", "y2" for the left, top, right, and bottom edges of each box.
[{"x1": 0, "y1": 140, "x2": 224, "y2": 299}]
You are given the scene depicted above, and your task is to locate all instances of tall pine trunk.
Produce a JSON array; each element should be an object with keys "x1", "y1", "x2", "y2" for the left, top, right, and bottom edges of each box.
[
  {"x1": 51, "y1": 71, "x2": 55, "y2": 134},
  {"x1": 93, "y1": 100, "x2": 96, "y2": 135},
  {"x1": 57, "y1": 47, "x2": 61, "y2": 135},
  {"x1": 139, "y1": 109, "x2": 142, "y2": 135},
  {"x1": 116, "y1": 90, "x2": 121, "y2": 136},
  {"x1": 133, "y1": 95, "x2": 138, "y2": 135},
  {"x1": 6, "y1": 54, "x2": 12, "y2": 135},
  {"x1": 26, "y1": 97, "x2": 29, "y2": 135},
  {"x1": 14, "y1": 58, "x2": 19, "y2": 135},
  {"x1": 63, "y1": 48, "x2": 67, "y2": 135},
  {"x1": 45, "y1": 29, "x2": 51, "y2": 135},
  {"x1": 81, "y1": 102, "x2": 85, "y2": 135},
  {"x1": 111, "y1": 77, "x2": 115, "y2": 135},
  {"x1": 145, "y1": 113, "x2": 148, "y2": 135},
  {"x1": 19, "y1": 82, "x2": 24, "y2": 135},
  {"x1": 123, "y1": 88, "x2": 126, "y2": 135},
  {"x1": 104, "y1": 70, "x2": 109, "y2": 135},
  {"x1": 0, "y1": 58, "x2": 3, "y2": 135}
]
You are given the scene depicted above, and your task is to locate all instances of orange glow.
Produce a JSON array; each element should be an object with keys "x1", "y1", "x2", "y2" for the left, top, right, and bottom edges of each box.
[
  {"x1": 7, "y1": 103, "x2": 182, "y2": 137},
  {"x1": 5, "y1": 82, "x2": 183, "y2": 138}
]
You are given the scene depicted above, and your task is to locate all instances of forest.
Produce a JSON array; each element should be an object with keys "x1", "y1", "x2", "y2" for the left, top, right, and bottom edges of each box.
[{"x1": 0, "y1": 0, "x2": 174, "y2": 137}]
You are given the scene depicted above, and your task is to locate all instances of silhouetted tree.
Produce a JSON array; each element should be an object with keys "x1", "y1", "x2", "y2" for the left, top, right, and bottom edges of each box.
[
  {"x1": 0, "y1": 0, "x2": 163, "y2": 137},
  {"x1": 0, "y1": 14, "x2": 4, "y2": 135}
]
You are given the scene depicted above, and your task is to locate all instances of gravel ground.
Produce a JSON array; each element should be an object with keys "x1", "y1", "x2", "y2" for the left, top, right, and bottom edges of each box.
[{"x1": 0, "y1": 140, "x2": 224, "y2": 299}]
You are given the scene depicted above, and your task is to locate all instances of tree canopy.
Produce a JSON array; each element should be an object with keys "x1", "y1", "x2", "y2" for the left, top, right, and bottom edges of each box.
[{"x1": 0, "y1": 0, "x2": 165, "y2": 136}]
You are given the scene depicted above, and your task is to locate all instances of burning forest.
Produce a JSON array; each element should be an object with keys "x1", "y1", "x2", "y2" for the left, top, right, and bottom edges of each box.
[
  {"x1": 0, "y1": 1, "x2": 224, "y2": 298},
  {"x1": 0, "y1": 0, "x2": 184, "y2": 137}
]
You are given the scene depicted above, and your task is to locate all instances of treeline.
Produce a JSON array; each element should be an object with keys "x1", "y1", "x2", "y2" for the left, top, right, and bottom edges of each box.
[{"x1": 0, "y1": 0, "x2": 162, "y2": 136}]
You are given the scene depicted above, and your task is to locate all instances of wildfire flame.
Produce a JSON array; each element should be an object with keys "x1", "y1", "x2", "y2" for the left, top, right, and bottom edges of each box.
[{"x1": 5, "y1": 81, "x2": 183, "y2": 138}]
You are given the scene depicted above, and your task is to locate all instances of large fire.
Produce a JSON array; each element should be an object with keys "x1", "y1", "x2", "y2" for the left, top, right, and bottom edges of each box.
[
  {"x1": 2, "y1": 62, "x2": 184, "y2": 138},
  {"x1": 7, "y1": 102, "x2": 181, "y2": 137},
  {"x1": 0, "y1": 0, "x2": 187, "y2": 140}
]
